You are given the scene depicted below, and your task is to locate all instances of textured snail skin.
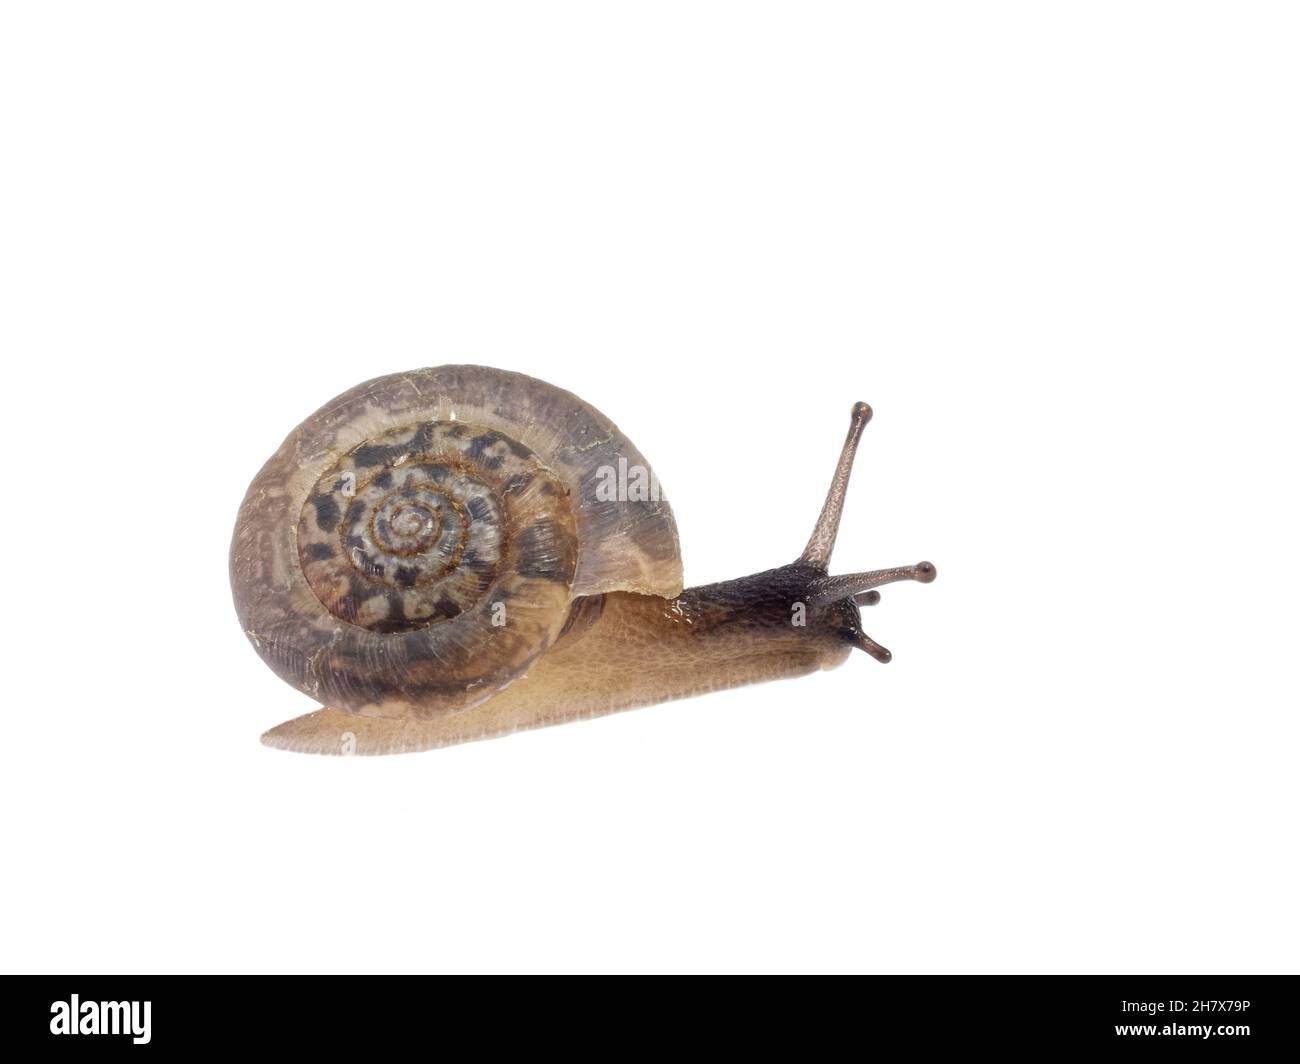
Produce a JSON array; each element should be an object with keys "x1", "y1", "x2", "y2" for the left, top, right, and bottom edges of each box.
[
  {"x1": 262, "y1": 567, "x2": 860, "y2": 755},
  {"x1": 232, "y1": 365, "x2": 935, "y2": 755}
]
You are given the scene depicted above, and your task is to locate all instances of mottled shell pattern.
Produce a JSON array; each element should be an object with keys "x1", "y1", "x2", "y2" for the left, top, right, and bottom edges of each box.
[{"x1": 230, "y1": 366, "x2": 683, "y2": 719}]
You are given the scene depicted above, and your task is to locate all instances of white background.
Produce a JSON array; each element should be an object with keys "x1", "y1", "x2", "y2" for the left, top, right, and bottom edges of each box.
[{"x1": 2, "y1": 3, "x2": 1296, "y2": 974}]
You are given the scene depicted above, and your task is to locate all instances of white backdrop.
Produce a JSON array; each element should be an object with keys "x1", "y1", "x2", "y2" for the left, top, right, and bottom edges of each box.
[{"x1": 2, "y1": 3, "x2": 1296, "y2": 973}]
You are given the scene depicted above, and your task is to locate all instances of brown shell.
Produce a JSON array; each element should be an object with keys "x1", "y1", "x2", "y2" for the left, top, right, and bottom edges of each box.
[{"x1": 230, "y1": 366, "x2": 683, "y2": 719}]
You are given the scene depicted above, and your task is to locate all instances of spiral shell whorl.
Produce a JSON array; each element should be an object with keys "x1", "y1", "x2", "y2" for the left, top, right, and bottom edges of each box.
[
  {"x1": 297, "y1": 422, "x2": 543, "y2": 634},
  {"x1": 284, "y1": 420, "x2": 579, "y2": 717},
  {"x1": 230, "y1": 365, "x2": 682, "y2": 721}
]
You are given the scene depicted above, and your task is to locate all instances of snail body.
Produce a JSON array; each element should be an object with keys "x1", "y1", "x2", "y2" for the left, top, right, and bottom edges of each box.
[{"x1": 231, "y1": 366, "x2": 935, "y2": 755}]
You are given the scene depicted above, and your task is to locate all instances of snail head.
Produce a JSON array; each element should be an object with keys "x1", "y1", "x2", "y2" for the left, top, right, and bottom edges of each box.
[{"x1": 796, "y1": 401, "x2": 937, "y2": 663}]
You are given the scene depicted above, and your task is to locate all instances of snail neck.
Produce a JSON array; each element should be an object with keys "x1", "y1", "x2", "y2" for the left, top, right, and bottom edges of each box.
[{"x1": 677, "y1": 561, "x2": 830, "y2": 618}]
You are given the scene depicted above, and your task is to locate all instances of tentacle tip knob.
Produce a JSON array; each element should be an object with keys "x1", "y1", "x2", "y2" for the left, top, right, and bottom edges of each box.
[
  {"x1": 873, "y1": 646, "x2": 893, "y2": 664},
  {"x1": 851, "y1": 401, "x2": 873, "y2": 424},
  {"x1": 856, "y1": 589, "x2": 882, "y2": 606},
  {"x1": 915, "y1": 561, "x2": 937, "y2": 583}
]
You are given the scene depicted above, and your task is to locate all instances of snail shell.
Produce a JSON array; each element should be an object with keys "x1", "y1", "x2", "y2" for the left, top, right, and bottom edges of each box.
[{"x1": 230, "y1": 366, "x2": 682, "y2": 719}]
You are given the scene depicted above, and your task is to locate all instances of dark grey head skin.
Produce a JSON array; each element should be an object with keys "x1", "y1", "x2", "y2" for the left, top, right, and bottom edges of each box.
[
  {"x1": 793, "y1": 400, "x2": 936, "y2": 660},
  {"x1": 669, "y1": 402, "x2": 936, "y2": 663}
]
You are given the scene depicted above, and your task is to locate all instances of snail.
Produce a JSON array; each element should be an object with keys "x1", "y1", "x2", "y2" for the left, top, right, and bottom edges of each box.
[{"x1": 230, "y1": 365, "x2": 936, "y2": 755}]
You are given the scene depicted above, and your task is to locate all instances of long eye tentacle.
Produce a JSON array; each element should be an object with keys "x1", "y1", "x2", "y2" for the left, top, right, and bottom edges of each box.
[
  {"x1": 800, "y1": 401, "x2": 872, "y2": 568},
  {"x1": 806, "y1": 561, "x2": 936, "y2": 607}
]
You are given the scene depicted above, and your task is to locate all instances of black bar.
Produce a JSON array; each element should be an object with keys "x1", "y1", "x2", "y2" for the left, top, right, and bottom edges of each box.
[{"x1": 3, "y1": 975, "x2": 1293, "y2": 1053}]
